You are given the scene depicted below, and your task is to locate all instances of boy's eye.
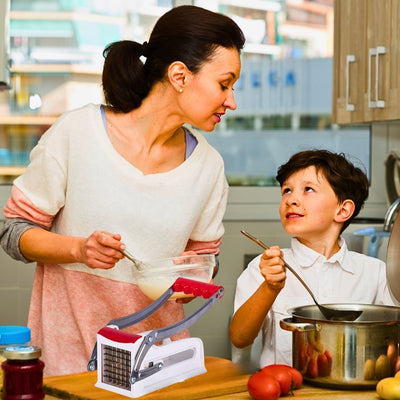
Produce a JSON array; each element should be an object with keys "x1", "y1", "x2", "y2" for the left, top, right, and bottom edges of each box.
[
  {"x1": 220, "y1": 83, "x2": 229, "y2": 90},
  {"x1": 282, "y1": 187, "x2": 291, "y2": 195},
  {"x1": 305, "y1": 186, "x2": 314, "y2": 192}
]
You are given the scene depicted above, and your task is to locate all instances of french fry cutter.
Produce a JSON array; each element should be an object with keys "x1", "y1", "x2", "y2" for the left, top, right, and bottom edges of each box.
[{"x1": 87, "y1": 277, "x2": 224, "y2": 398}]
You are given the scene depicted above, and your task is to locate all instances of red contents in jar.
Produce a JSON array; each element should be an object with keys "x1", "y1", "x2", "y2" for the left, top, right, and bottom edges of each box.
[{"x1": 1, "y1": 346, "x2": 45, "y2": 400}]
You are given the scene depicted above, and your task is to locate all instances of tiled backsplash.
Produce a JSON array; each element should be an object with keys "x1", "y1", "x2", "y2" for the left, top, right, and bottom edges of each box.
[{"x1": 0, "y1": 243, "x2": 35, "y2": 325}]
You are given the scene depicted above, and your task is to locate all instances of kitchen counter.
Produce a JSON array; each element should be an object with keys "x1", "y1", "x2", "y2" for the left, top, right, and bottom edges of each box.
[{"x1": 43, "y1": 357, "x2": 380, "y2": 400}]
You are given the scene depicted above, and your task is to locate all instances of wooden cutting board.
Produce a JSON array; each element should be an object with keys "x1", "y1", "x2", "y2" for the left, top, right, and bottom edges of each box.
[{"x1": 43, "y1": 357, "x2": 251, "y2": 400}]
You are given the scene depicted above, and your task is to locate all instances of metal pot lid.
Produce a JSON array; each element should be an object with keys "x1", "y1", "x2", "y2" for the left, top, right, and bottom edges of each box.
[
  {"x1": 386, "y1": 210, "x2": 400, "y2": 302},
  {"x1": 288, "y1": 304, "x2": 400, "y2": 323}
]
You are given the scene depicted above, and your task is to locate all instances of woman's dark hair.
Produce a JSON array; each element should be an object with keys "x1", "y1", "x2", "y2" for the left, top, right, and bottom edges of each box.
[
  {"x1": 276, "y1": 149, "x2": 369, "y2": 232},
  {"x1": 102, "y1": 5, "x2": 245, "y2": 113}
]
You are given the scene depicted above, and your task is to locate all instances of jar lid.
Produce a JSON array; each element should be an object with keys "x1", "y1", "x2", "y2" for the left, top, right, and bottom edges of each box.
[
  {"x1": 3, "y1": 345, "x2": 41, "y2": 360},
  {"x1": 0, "y1": 326, "x2": 31, "y2": 345}
]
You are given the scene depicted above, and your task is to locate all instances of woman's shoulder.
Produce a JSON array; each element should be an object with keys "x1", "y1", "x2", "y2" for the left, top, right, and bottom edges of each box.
[
  {"x1": 55, "y1": 103, "x2": 101, "y2": 125},
  {"x1": 40, "y1": 104, "x2": 102, "y2": 142}
]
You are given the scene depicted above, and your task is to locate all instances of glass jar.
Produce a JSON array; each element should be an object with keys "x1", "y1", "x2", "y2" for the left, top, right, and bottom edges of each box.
[
  {"x1": 0, "y1": 326, "x2": 31, "y2": 391},
  {"x1": 1, "y1": 345, "x2": 44, "y2": 400}
]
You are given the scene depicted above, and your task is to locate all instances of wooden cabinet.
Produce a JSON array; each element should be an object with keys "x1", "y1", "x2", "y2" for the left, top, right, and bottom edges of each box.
[{"x1": 332, "y1": 0, "x2": 400, "y2": 124}]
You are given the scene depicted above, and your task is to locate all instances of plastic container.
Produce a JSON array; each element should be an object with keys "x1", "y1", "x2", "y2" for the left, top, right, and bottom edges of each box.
[
  {"x1": 1, "y1": 345, "x2": 44, "y2": 400},
  {"x1": 134, "y1": 254, "x2": 216, "y2": 300},
  {"x1": 0, "y1": 326, "x2": 31, "y2": 355}
]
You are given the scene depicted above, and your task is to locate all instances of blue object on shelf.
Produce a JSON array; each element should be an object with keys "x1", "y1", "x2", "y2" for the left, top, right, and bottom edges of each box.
[{"x1": 353, "y1": 227, "x2": 390, "y2": 258}]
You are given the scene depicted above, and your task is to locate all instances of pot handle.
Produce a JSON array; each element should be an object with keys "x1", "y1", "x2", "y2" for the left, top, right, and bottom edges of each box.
[{"x1": 280, "y1": 317, "x2": 320, "y2": 332}]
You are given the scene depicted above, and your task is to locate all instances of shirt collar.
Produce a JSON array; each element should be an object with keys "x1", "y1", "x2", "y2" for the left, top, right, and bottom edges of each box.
[{"x1": 290, "y1": 237, "x2": 355, "y2": 273}]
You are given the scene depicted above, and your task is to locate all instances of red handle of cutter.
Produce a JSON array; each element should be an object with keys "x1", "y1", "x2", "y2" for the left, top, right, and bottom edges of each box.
[{"x1": 172, "y1": 277, "x2": 223, "y2": 299}]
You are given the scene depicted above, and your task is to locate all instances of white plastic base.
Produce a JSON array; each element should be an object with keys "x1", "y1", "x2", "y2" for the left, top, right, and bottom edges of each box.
[{"x1": 95, "y1": 334, "x2": 206, "y2": 398}]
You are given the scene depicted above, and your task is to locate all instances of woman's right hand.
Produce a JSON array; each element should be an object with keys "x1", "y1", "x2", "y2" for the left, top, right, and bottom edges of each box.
[
  {"x1": 79, "y1": 231, "x2": 125, "y2": 269},
  {"x1": 259, "y1": 246, "x2": 286, "y2": 291}
]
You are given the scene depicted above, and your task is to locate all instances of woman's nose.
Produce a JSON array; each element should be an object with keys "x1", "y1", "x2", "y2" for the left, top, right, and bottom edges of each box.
[{"x1": 224, "y1": 90, "x2": 237, "y2": 110}]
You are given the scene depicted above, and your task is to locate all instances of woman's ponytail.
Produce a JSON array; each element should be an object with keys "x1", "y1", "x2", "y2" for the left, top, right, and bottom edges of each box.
[{"x1": 102, "y1": 40, "x2": 150, "y2": 113}]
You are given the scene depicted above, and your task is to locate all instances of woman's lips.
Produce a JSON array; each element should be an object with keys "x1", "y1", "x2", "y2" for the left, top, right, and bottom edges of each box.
[{"x1": 214, "y1": 113, "x2": 224, "y2": 122}]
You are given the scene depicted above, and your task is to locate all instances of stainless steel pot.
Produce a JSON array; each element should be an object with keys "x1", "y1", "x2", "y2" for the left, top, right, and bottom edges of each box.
[{"x1": 280, "y1": 304, "x2": 400, "y2": 389}]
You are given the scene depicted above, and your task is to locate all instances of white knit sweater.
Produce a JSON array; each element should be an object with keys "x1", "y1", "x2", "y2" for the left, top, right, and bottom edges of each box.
[{"x1": 14, "y1": 103, "x2": 228, "y2": 283}]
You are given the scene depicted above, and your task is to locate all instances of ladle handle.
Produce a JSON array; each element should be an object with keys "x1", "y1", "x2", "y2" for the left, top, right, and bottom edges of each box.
[{"x1": 240, "y1": 230, "x2": 319, "y2": 304}]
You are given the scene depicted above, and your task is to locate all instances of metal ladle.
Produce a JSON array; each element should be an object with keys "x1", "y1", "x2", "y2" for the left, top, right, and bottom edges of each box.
[{"x1": 240, "y1": 230, "x2": 362, "y2": 321}]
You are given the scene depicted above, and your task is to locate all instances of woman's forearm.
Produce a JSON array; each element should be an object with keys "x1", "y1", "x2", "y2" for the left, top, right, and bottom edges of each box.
[
  {"x1": 19, "y1": 227, "x2": 125, "y2": 269},
  {"x1": 19, "y1": 227, "x2": 84, "y2": 264}
]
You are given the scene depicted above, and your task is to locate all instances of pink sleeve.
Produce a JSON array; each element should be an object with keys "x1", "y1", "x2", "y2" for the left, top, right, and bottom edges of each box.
[
  {"x1": 184, "y1": 238, "x2": 222, "y2": 255},
  {"x1": 3, "y1": 185, "x2": 54, "y2": 228}
]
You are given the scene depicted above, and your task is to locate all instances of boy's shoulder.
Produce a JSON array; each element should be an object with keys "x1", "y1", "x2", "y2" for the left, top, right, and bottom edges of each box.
[{"x1": 344, "y1": 249, "x2": 386, "y2": 272}]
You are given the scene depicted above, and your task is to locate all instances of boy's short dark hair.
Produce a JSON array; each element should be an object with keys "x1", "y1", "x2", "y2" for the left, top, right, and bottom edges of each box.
[{"x1": 276, "y1": 149, "x2": 369, "y2": 232}]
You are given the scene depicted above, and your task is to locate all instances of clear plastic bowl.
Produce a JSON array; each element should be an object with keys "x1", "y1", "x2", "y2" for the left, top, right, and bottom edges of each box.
[{"x1": 135, "y1": 254, "x2": 216, "y2": 300}]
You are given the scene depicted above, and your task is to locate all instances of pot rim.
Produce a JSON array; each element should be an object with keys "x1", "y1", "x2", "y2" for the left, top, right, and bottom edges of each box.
[{"x1": 288, "y1": 303, "x2": 400, "y2": 324}]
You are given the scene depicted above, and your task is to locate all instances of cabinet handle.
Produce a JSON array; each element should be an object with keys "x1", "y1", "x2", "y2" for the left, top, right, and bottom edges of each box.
[
  {"x1": 368, "y1": 46, "x2": 386, "y2": 109},
  {"x1": 346, "y1": 54, "x2": 355, "y2": 111},
  {"x1": 368, "y1": 47, "x2": 377, "y2": 108},
  {"x1": 375, "y1": 46, "x2": 386, "y2": 108}
]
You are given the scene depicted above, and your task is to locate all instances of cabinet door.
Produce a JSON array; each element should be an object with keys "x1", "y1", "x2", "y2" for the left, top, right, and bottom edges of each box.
[
  {"x1": 332, "y1": 0, "x2": 366, "y2": 124},
  {"x1": 366, "y1": 0, "x2": 400, "y2": 121}
]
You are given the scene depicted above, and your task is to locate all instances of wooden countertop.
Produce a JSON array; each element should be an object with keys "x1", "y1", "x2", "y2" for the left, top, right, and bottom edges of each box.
[{"x1": 43, "y1": 357, "x2": 380, "y2": 400}]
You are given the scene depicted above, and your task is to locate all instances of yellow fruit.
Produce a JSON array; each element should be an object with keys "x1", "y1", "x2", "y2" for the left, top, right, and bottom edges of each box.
[
  {"x1": 376, "y1": 355, "x2": 393, "y2": 380},
  {"x1": 395, "y1": 371, "x2": 400, "y2": 380},
  {"x1": 364, "y1": 359, "x2": 376, "y2": 380},
  {"x1": 376, "y1": 377, "x2": 400, "y2": 400}
]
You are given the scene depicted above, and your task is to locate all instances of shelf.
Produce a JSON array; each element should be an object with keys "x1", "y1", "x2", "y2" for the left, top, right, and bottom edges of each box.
[
  {"x1": 0, "y1": 115, "x2": 57, "y2": 125},
  {"x1": 0, "y1": 166, "x2": 26, "y2": 176},
  {"x1": 10, "y1": 10, "x2": 124, "y2": 25},
  {"x1": 10, "y1": 64, "x2": 102, "y2": 75}
]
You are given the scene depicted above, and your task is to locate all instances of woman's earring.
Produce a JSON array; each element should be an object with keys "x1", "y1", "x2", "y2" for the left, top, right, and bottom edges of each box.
[{"x1": 179, "y1": 88, "x2": 183, "y2": 93}]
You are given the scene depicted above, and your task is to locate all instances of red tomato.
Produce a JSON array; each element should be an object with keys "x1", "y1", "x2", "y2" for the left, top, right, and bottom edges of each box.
[
  {"x1": 298, "y1": 344, "x2": 309, "y2": 373},
  {"x1": 262, "y1": 364, "x2": 303, "y2": 390},
  {"x1": 306, "y1": 343, "x2": 314, "y2": 357},
  {"x1": 317, "y1": 353, "x2": 330, "y2": 377},
  {"x1": 324, "y1": 350, "x2": 333, "y2": 374},
  {"x1": 260, "y1": 366, "x2": 293, "y2": 395},
  {"x1": 306, "y1": 356, "x2": 319, "y2": 379},
  {"x1": 247, "y1": 371, "x2": 281, "y2": 400}
]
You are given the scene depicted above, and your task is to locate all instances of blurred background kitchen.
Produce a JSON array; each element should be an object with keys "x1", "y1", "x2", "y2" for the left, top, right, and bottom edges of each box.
[{"x1": 1, "y1": 0, "x2": 399, "y2": 361}]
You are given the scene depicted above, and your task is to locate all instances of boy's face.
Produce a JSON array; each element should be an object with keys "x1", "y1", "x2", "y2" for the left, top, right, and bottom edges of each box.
[{"x1": 279, "y1": 165, "x2": 341, "y2": 242}]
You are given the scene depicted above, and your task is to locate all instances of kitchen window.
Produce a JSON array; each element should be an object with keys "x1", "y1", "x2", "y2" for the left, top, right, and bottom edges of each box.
[{"x1": 0, "y1": 0, "x2": 370, "y2": 194}]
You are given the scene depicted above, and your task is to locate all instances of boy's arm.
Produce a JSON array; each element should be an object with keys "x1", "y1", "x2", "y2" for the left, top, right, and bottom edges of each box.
[{"x1": 229, "y1": 246, "x2": 286, "y2": 348}]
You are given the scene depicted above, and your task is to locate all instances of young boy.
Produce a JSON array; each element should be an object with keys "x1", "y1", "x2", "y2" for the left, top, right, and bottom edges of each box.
[{"x1": 229, "y1": 149, "x2": 398, "y2": 368}]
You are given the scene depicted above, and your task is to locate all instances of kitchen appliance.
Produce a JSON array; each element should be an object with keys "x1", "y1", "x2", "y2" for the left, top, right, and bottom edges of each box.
[
  {"x1": 87, "y1": 277, "x2": 224, "y2": 398},
  {"x1": 385, "y1": 150, "x2": 400, "y2": 204},
  {"x1": 280, "y1": 304, "x2": 400, "y2": 389},
  {"x1": 0, "y1": 0, "x2": 10, "y2": 90}
]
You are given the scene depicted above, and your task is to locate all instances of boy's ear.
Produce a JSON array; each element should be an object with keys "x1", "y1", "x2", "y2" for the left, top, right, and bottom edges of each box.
[{"x1": 335, "y1": 199, "x2": 355, "y2": 223}]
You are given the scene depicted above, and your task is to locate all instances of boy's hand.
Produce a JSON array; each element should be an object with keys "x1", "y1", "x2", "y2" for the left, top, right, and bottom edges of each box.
[{"x1": 259, "y1": 246, "x2": 286, "y2": 291}]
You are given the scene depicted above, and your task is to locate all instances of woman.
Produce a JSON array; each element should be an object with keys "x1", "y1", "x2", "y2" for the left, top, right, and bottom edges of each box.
[{"x1": 0, "y1": 5, "x2": 245, "y2": 376}]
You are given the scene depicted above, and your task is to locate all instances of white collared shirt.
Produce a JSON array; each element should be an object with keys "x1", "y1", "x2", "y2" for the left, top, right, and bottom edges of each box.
[{"x1": 233, "y1": 237, "x2": 398, "y2": 367}]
